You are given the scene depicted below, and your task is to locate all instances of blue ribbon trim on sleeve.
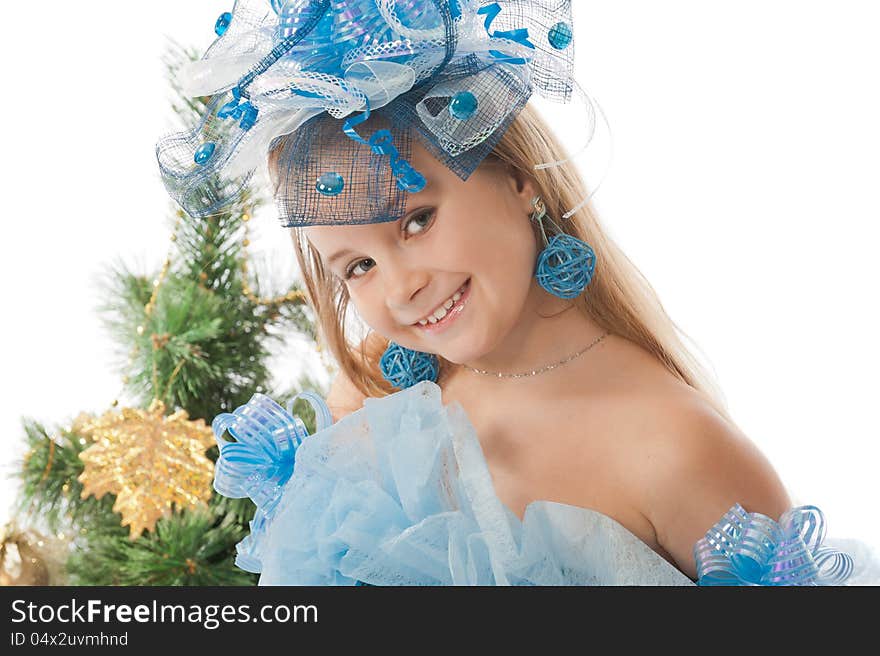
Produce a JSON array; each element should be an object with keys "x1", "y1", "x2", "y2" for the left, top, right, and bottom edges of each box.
[{"x1": 694, "y1": 503, "x2": 854, "y2": 586}]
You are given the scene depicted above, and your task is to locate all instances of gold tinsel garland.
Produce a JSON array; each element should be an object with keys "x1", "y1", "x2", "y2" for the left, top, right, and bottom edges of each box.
[
  {"x1": 76, "y1": 399, "x2": 216, "y2": 540},
  {"x1": 0, "y1": 522, "x2": 70, "y2": 586}
]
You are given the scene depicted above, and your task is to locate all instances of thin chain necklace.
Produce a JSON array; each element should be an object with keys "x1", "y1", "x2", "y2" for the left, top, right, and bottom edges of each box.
[{"x1": 460, "y1": 331, "x2": 610, "y2": 379}]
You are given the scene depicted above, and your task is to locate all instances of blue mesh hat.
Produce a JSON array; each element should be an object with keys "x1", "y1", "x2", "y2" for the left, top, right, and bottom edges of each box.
[{"x1": 156, "y1": 0, "x2": 596, "y2": 227}]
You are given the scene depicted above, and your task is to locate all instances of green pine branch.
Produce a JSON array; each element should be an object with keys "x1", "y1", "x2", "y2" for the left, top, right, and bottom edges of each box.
[
  {"x1": 15, "y1": 418, "x2": 119, "y2": 532},
  {"x1": 9, "y1": 38, "x2": 329, "y2": 586},
  {"x1": 67, "y1": 508, "x2": 256, "y2": 586}
]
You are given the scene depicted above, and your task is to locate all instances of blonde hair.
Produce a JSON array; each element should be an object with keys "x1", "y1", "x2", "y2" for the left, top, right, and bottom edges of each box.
[{"x1": 270, "y1": 104, "x2": 732, "y2": 422}]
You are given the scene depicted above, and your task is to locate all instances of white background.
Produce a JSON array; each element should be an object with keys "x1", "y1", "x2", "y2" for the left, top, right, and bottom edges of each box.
[{"x1": 2, "y1": 1, "x2": 877, "y2": 551}]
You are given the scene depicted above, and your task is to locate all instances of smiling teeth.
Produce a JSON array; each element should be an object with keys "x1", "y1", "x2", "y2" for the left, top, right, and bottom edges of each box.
[{"x1": 417, "y1": 285, "x2": 465, "y2": 325}]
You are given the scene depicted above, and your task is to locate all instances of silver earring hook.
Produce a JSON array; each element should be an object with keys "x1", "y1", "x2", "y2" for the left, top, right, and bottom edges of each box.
[
  {"x1": 530, "y1": 195, "x2": 564, "y2": 247},
  {"x1": 530, "y1": 196, "x2": 549, "y2": 246}
]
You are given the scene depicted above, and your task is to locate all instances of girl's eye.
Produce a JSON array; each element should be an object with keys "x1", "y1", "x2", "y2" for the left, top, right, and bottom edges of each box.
[
  {"x1": 343, "y1": 209, "x2": 435, "y2": 281},
  {"x1": 344, "y1": 258, "x2": 375, "y2": 280},
  {"x1": 403, "y1": 209, "x2": 434, "y2": 236}
]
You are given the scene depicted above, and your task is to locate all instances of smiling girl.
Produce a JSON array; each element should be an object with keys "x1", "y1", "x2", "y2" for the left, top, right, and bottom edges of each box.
[
  {"x1": 273, "y1": 104, "x2": 792, "y2": 582},
  {"x1": 160, "y1": 0, "x2": 873, "y2": 585}
]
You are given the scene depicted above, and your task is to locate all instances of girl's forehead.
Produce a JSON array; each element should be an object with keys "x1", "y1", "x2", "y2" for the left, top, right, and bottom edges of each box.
[
  {"x1": 276, "y1": 120, "x2": 449, "y2": 228},
  {"x1": 304, "y1": 216, "x2": 392, "y2": 245},
  {"x1": 279, "y1": 109, "x2": 501, "y2": 232},
  {"x1": 300, "y1": 140, "x2": 452, "y2": 231},
  {"x1": 271, "y1": 115, "x2": 404, "y2": 228}
]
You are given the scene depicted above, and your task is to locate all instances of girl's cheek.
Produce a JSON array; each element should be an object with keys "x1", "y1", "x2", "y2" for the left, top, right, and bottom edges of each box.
[{"x1": 351, "y1": 288, "x2": 385, "y2": 329}]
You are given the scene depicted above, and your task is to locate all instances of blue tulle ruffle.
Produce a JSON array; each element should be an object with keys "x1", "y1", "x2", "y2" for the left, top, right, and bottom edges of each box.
[{"x1": 211, "y1": 381, "x2": 879, "y2": 586}]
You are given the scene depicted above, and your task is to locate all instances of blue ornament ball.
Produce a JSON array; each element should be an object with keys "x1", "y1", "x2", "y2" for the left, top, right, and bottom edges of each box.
[
  {"x1": 316, "y1": 172, "x2": 345, "y2": 196},
  {"x1": 449, "y1": 91, "x2": 478, "y2": 120},
  {"x1": 548, "y1": 22, "x2": 573, "y2": 50},
  {"x1": 535, "y1": 234, "x2": 596, "y2": 299},
  {"x1": 380, "y1": 342, "x2": 439, "y2": 390},
  {"x1": 194, "y1": 142, "x2": 216, "y2": 166},
  {"x1": 215, "y1": 12, "x2": 233, "y2": 37}
]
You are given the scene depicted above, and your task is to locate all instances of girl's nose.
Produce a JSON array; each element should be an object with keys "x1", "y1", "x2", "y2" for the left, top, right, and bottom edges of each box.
[{"x1": 383, "y1": 262, "x2": 430, "y2": 316}]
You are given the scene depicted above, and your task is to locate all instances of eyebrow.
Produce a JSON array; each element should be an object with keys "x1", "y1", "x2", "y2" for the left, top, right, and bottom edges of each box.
[
  {"x1": 322, "y1": 204, "x2": 434, "y2": 269},
  {"x1": 327, "y1": 248, "x2": 356, "y2": 267}
]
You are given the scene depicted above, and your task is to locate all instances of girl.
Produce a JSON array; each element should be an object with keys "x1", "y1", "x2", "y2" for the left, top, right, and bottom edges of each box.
[
  {"x1": 160, "y1": 0, "x2": 872, "y2": 585},
  {"x1": 277, "y1": 104, "x2": 791, "y2": 582}
]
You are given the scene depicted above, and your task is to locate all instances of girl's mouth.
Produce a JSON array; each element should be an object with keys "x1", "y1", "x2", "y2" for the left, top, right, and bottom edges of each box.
[{"x1": 413, "y1": 278, "x2": 471, "y2": 334}]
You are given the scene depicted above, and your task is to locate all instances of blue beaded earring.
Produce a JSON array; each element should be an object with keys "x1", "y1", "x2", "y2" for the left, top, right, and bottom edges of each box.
[
  {"x1": 531, "y1": 196, "x2": 596, "y2": 299},
  {"x1": 379, "y1": 341, "x2": 439, "y2": 390}
]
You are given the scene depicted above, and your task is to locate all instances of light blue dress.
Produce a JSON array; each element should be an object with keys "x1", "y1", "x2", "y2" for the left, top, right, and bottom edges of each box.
[{"x1": 211, "y1": 381, "x2": 880, "y2": 586}]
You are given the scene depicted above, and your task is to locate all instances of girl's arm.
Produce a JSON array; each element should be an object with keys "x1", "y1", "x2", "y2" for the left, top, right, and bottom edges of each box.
[
  {"x1": 325, "y1": 368, "x2": 368, "y2": 423},
  {"x1": 634, "y1": 397, "x2": 792, "y2": 580},
  {"x1": 324, "y1": 333, "x2": 386, "y2": 422}
]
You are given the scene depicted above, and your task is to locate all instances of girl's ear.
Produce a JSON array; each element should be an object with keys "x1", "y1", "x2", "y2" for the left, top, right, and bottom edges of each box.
[{"x1": 503, "y1": 164, "x2": 539, "y2": 214}]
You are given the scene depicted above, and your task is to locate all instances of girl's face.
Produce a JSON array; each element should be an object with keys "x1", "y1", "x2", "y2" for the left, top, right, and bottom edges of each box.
[{"x1": 303, "y1": 142, "x2": 541, "y2": 365}]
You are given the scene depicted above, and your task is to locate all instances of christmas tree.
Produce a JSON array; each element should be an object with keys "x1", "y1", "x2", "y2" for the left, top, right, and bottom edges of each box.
[{"x1": 1, "y1": 41, "x2": 328, "y2": 586}]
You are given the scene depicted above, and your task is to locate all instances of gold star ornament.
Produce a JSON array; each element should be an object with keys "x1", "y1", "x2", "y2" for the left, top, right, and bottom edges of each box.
[{"x1": 77, "y1": 399, "x2": 216, "y2": 540}]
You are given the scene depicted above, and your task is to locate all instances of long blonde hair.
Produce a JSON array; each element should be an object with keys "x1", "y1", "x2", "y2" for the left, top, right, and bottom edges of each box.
[{"x1": 271, "y1": 103, "x2": 732, "y2": 422}]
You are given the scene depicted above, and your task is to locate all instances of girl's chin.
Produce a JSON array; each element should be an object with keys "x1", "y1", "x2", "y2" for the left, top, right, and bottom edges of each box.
[{"x1": 433, "y1": 343, "x2": 486, "y2": 368}]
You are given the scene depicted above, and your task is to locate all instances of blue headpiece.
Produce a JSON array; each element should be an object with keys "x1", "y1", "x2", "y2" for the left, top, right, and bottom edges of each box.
[{"x1": 156, "y1": 1, "x2": 594, "y2": 227}]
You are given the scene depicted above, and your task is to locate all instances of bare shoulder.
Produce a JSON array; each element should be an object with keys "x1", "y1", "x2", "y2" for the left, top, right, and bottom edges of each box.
[
  {"x1": 324, "y1": 367, "x2": 367, "y2": 423},
  {"x1": 563, "y1": 334, "x2": 791, "y2": 578},
  {"x1": 324, "y1": 332, "x2": 387, "y2": 423},
  {"x1": 624, "y1": 382, "x2": 792, "y2": 579}
]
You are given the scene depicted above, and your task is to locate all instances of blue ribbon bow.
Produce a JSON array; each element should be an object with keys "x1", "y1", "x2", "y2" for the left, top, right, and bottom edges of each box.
[
  {"x1": 211, "y1": 389, "x2": 333, "y2": 572},
  {"x1": 694, "y1": 503, "x2": 854, "y2": 585},
  {"x1": 216, "y1": 1, "x2": 332, "y2": 132}
]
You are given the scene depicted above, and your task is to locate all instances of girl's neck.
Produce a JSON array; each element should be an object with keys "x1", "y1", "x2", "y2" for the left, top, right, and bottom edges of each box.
[{"x1": 442, "y1": 281, "x2": 609, "y2": 386}]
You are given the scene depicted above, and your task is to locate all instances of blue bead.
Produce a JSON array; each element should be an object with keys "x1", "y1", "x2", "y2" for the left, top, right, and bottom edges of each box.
[
  {"x1": 449, "y1": 91, "x2": 478, "y2": 120},
  {"x1": 215, "y1": 12, "x2": 232, "y2": 37},
  {"x1": 548, "y1": 22, "x2": 573, "y2": 50},
  {"x1": 316, "y1": 172, "x2": 344, "y2": 197},
  {"x1": 194, "y1": 142, "x2": 216, "y2": 166}
]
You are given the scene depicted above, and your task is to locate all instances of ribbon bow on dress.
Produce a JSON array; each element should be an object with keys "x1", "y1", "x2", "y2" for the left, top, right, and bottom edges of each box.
[
  {"x1": 211, "y1": 389, "x2": 333, "y2": 572},
  {"x1": 694, "y1": 503, "x2": 854, "y2": 585}
]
